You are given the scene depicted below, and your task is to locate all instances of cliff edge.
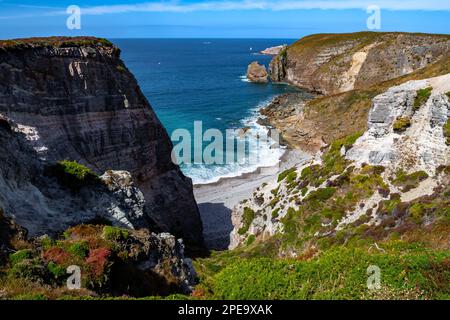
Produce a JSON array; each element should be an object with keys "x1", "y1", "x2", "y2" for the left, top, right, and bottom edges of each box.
[
  {"x1": 270, "y1": 32, "x2": 450, "y2": 95},
  {"x1": 0, "y1": 37, "x2": 203, "y2": 245}
]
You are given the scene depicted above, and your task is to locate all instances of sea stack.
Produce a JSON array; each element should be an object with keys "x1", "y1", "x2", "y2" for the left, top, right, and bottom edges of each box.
[{"x1": 247, "y1": 61, "x2": 269, "y2": 83}]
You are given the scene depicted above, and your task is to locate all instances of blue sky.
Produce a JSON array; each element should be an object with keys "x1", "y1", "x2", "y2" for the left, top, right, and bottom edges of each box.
[{"x1": 0, "y1": 0, "x2": 449, "y2": 39}]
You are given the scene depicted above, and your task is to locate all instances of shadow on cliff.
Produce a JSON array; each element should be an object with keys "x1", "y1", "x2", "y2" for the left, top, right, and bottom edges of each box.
[{"x1": 197, "y1": 202, "x2": 233, "y2": 252}]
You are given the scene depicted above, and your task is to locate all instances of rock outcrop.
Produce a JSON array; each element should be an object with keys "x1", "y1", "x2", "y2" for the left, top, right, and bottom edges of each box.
[
  {"x1": 346, "y1": 74, "x2": 450, "y2": 174},
  {"x1": 247, "y1": 61, "x2": 268, "y2": 83},
  {"x1": 269, "y1": 32, "x2": 450, "y2": 95},
  {"x1": 0, "y1": 37, "x2": 203, "y2": 245},
  {"x1": 260, "y1": 45, "x2": 287, "y2": 56},
  {"x1": 230, "y1": 73, "x2": 450, "y2": 250},
  {"x1": 0, "y1": 116, "x2": 143, "y2": 236}
]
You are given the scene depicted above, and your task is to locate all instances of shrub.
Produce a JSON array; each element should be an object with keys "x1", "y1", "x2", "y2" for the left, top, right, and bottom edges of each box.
[
  {"x1": 278, "y1": 168, "x2": 296, "y2": 182},
  {"x1": 444, "y1": 118, "x2": 450, "y2": 146},
  {"x1": 7, "y1": 259, "x2": 46, "y2": 281},
  {"x1": 238, "y1": 208, "x2": 255, "y2": 235},
  {"x1": 413, "y1": 87, "x2": 432, "y2": 110},
  {"x1": 286, "y1": 171, "x2": 297, "y2": 184},
  {"x1": 246, "y1": 235, "x2": 256, "y2": 246},
  {"x1": 47, "y1": 261, "x2": 66, "y2": 279},
  {"x1": 391, "y1": 170, "x2": 429, "y2": 192},
  {"x1": 393, "y1": 117, "x2": 411, "y2": 133},
  {"x1": 271, "y1": 208, "x2": 280, "y2": 219},
  {"x1": 85, "y1": 247, "x2": 112, "y2": 286},
  {"x1": 102, "y1": 226, "x2": 129, "y2": 241},
  {"x1": 42, "y1": 247, "x2": 71, "y2": 265},
  {"x1": 9, "y1": 250, "x2": 33, "y2": 265},
  {"x1": 68, "y1": 241, "x2": 90, "y2": 259},
  {"x1": 49, "y1": 160, "x2": 99, "y2": 190},
  {"x1": 305, "y1": 187, "x2": 336, "y2": 201}
]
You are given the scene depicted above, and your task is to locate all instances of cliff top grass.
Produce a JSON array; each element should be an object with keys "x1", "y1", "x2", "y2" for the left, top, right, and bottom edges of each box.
[
  {"x1": 289, "y1": 31, "x2": 450, "y2": 55},
  {"x1": 0, "y1": 36, "x2": 114, "y2": 50}
]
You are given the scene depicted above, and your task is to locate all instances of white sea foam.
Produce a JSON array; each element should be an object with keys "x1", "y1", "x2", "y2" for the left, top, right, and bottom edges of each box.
[
  {"x1": 240, "y1": 75, "x2": 250, "y2": 83},
  {"x1": 182, "y1": 98, "x2": 285, "y2": 185}
]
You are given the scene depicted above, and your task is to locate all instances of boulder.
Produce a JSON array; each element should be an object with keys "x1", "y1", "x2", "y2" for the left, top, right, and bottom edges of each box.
[{"x1": 247, "y1": 61, "x2": 269, "y2": 83}]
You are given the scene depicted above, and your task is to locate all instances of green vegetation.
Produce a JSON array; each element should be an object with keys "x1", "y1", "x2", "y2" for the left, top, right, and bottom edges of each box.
[
  {"x1": 9, "y1": 250, "x2": 33, "y2": 266},
  {"x1": 271, "y1": 208, "x2": 280, "y2": 219},
  {"x1": 305, "y1": 187, "x2": 336, "y2": 201},
  {"x1": 246, "y1": 235, "x2": 256, "y2": 246},
  {"x1": 393, "y1": 117, "x2": 411, "y2": 133},
  {"x1": 49, "y1": 160, "x2": 99, "y2": 190},
  {"x1": 238, "y1": 208, "x2": 256, "y2": 235},
  {"x1": 67, "y1": 241, "x2": 89, "y2": 259},
  {"x1": 285, "y1": 171, "x2": 297, "y2": 184},
  {"x1": 199, "y1": 246, "x2": 449, "y2": 300},
  {"x1": 413, "y1": 87, "x2": 432, "y2": 110},
  {"x1": 391, "y1": 170, "x2": 429, "y2": 192},
  {"x1": 278, "y1": 167, "x2": 296, "y2": 182},
  {"x1": 116, "y1": 65, "x2": 126, "y2": 73},
  {"x1": 0, "y1": 37, "x2": 113, "y2": 50},
  {"x1": 102, "y1": 226, "x2": 129, "y2": 241},
  {"x1": 444, "y1": 118, "x2": 450, "y2": 145}
]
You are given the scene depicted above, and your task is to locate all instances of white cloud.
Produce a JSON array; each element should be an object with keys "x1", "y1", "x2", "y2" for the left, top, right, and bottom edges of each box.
[
  {"x1": 1, "y1": 0, "x2": 450, "y2": 19},
  {"x1": 77, "y1": 0, "x2": 450, "y2": 15}
]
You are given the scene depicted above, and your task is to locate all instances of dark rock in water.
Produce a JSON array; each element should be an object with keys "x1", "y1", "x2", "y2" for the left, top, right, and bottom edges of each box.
[{"x1": 0, "y1": 37, "x2": 203, "y2": 246}]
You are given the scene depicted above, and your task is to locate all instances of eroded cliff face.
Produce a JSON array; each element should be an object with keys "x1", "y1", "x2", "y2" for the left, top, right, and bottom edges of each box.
[
  {"x1": 230, "y1": 73, "x2": 450, "y2": 250},
  {"x1": 270, "y1": 32, "x2": 450, "y2": 95},
  {"x1": 0, "y1": 37, "x2": 203, "y2": 245}
]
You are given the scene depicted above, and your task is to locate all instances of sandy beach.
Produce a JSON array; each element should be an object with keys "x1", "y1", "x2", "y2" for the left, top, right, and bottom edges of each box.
[{"x1": 194, "y1": 148, "x2": 311, "y2": 249}]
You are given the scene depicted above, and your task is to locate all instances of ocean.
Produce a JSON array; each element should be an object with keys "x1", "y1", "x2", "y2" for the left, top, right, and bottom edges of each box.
[{"x1": 114, "y1": 39, "x2": 300, "y2": 184}]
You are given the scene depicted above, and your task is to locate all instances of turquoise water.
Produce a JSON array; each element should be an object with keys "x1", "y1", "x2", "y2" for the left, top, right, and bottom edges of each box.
[{"x1": 114, "y1": 39, "x2": 300, "y2": 184}]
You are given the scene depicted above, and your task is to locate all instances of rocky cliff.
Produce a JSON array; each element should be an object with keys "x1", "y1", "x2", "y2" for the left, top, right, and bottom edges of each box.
[
  {"x1": 230, "y1": 73, "x2": 450, "y2": 250},
  {"x1": 263, "y1": 50, "x2": 450, "y2": 153},
  {"x1": 270, "y1": 32, "x2": 450, "y2": 95},
  {"x1": 0, "y1": 37, "x2": 203, "y2": 245}
]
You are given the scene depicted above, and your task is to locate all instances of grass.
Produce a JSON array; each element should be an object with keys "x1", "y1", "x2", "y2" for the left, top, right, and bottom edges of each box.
[
  {"x1": 444, "y1": 118, "x2": 450, "y2": 146},
  {"x1": 0, "y1": 37, "x2": 114, "y2": 50},
  {"x1": 391, "y1": 170, "x2": 429, "y2": 192},
  {"x1": 48, "y1": 160, "x2": 99, "y2": 190},
  {"x1": 393, "y1": 117, "x2": 411, "y2": 133},
  {"x1": 238, "y1": 207, "x2": 256, "y2": 235},
  {"x1": 413, "y1": 87, "x2": 432, "y2": 110},
  {"x1": 278, "y1": 167, "x2": 296, "y2": 182},
  {"x1": 207, "y1": 246, "x2": 449, "y2": 300},
  {"x1": 305, "y1": 187, "x2": 336, "y2": 201},
  {"x1": 9, "y1": 250, "x2": 33, "y2": 266},
  {"x1": 271, "y1": 208, "x2": 280, "y2": 219},
  {"x1": 102, "y1": 226, "x2": 129, "y2": 241}
]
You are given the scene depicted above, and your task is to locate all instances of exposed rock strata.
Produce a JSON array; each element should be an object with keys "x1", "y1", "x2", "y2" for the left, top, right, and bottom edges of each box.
[
  {"x1": 346, "y1": 74, "x2": 450, "y2": 174},
  {"x1": 270, "y1": 32, "x2": 450, "y2": 95},
  {"x1": 0, "y1": 37, "x2": 203, "y2": 245},
  {"x1": 230, "y1": 73, "x2": 450, "y2": 249}
]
